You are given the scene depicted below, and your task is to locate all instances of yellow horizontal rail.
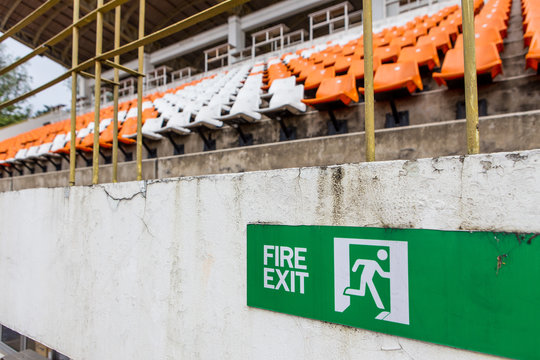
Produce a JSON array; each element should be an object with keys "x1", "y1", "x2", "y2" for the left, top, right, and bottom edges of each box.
[
  {"x1": 0, "y1": 0, "x2": 130, "y2": 77},
  {"x1": 102, "y1": 59, "x2": 145, "y2": 77},
  {"x1": 0, "y1": 0, "x2": 249, "y2": 111},
  {"x1": 80, "y1": 71, "x2": 119, "y2": 86}
]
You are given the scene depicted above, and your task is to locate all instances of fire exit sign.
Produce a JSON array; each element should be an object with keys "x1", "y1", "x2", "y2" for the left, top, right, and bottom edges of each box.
[{"x1": 247, "y1": 225, "x2": 540, "y2": 360}]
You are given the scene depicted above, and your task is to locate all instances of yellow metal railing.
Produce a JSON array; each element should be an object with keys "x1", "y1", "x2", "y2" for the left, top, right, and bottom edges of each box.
[
  {"x1": 361, "y1": 0, "x2": 480, "y2": 161},
  {"x1": 0, "y1": 0, "x2": 249, "y2": 185},
  {"x1": 363, "y1": 0, "x2": 375, "y2": 162},
  {"x1": 112, "y1": 5, "x2": 121, "y2": 183},
  {"x1": 0, "y1": 0, "x2": 479, "y2": 183},
  {"x1": 69, "y1": 0, "x2": 79, "y2": 186},
  {"x1": 462, "y1": 0, "x2": 480, "y2": 154}
]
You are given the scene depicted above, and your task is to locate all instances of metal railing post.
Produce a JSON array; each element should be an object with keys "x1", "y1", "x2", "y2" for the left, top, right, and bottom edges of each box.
[
  {"x1": 136, "y1": 0, "x2": 146, "y2": 181},
  {"x1": 69, "y1": 0, "x2": 79, "y2": 186},
  {"x1": 363, "y1": 0, "x2": 375, "y2": 162},
  {"x1": 92, "y1": 0, "x2": 104, "y2": 185},
  {"x1": 344, "y1": 3, "x2": 349, "y2": 32},
  {"x1": 461, "y1": 0, "x2": 480, "y2": 154},
  {"x1": 112, "y1": 5, "x2": 121, "y2": 183},
  {"x1": 309, "y1": 17, "x2": 313, "y2": 41}
]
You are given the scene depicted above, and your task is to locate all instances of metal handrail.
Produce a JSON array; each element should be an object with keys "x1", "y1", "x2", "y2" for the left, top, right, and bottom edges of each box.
[{"x1": 0, "y1": 0, "x2": 250, "y2": 185}]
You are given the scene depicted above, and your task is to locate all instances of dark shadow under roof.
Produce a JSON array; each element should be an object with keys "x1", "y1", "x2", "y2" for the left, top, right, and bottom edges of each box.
[{"x1": 0, "y1": 0, "x2": 279, "y2": 67}]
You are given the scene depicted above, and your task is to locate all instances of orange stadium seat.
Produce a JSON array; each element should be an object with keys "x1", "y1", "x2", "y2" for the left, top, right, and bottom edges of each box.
[
  {"x1": 417, "y1": 32, "x2": 452, "y2": 55},
  {"x1": 476, "y1": 15, "x2": 508, "y2": 39},
  {"x1": 358, "y1": 61, "x2": 423, "y2": 128},
  {"x1": 334, "y1": 55, "x2": 358, "y2": 73},
  {"x1": 347, "y1": 57, "x2": 382, "y2": 86},
  {"x1": 388, "y1": 26, "x2": 405, "y2": 38},
  {"x1": 342, "y1": 42, "x2": 360, "y2": 56},
  {"x1": 374, "y1": 44, "x2": 401, "y2": 63},
  {"x1": 433, "y1": 43, "x2": 503, "y2": 87},
  {"x1": 397, "y1": 43, "x2": 440, "y2": 70},
  {"x1": 474, "y1": 0, "x2": 485, "y2": 14},
  {"x1": 296, "y1": 63, "x2": 323, "y2": 83},
  {"x1": 390, "y1": 33, "x2": 417, "y2": 49},
  {"x1": 525, "y1": 32, "x2": 540, "y2": 72},
  {"x1": 404, "y1": 26, "x2": 428, "y2": 41},
  {"x1": 434, "y1": 22, "x2": 460, "y2": 43},
  {"x1": 323, "y1": 53, "x2": 340, "y2": 67},
  {"x1": 289, "y1": 59, "x2": 309, "y2": 76},
  {"x1": 373, "y1": 33, "x2": 393, "y2": 48},
  {"x1": 454, "y1": 27, "x2": 504, "y2": 52},
  {"x1": 524, "y1": 17, "x2": 540, "y2": 47},
  {"x1": 302, "y1": 74, "x2": 359, "y2": 106},
  {"x1": 360, "y1": 61, "x2": 423, "y2": 96},
  {"x1": 304, "y1": 67, "x2": 335, "y2": 91},
  {"x1": 446, "y1": 13, "x2": 463, "y2": 33}
]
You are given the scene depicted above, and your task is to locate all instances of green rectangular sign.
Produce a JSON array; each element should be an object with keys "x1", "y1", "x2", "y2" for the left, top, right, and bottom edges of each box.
[{"x1": 247, "y1": 225, "x2": 540, "y2": 360}]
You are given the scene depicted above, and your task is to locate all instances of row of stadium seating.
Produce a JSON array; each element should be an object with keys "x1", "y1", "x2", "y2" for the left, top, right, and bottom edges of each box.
[
  {"x1": 524, "y1": 0, "x2": 540, "y2": 72},
  {"x1": 0, "y1": 0, "x2": 535, "y2": 176}
]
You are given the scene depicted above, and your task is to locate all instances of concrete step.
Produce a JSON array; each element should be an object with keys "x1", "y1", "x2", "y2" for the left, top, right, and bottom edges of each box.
[
  {"x1": 505, "y1": 0, "x2": 525, "y2": 43},
  {"x1": 502, "y1": 53, "x2": 529, "y2": 76},
  {"x1": 502, "y1": 38, "x2": 526, "y2": 57},
  {"x1": 506, "y1": 28, "x2": 525, "y2": 42},
  {"x1": 2, "y1": 110, "x2": 540, "y2": 192}
]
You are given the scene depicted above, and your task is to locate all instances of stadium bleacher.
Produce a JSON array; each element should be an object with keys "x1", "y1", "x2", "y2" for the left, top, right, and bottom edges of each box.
[{"x1": 0, "y1": 0, "x2": 539, "y2": 179}]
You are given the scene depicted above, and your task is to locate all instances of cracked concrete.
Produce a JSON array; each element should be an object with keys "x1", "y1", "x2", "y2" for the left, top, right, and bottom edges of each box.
[
  {"x1": 0, "y1": 150, "x2": 537, "y2": 360},
  {"x1": 1, "y1": 109, "x2": 540, "y2": 193}
]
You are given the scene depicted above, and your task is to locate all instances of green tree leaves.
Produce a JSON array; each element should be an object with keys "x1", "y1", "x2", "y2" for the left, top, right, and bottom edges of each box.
[{"x1": 0, "y1": 43, "x2": 32, "y2": 128}]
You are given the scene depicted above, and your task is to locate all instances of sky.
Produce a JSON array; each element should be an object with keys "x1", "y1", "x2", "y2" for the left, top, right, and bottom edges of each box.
[{"x1": 2, "y1": 34, "x2": 71, "y2": 116}]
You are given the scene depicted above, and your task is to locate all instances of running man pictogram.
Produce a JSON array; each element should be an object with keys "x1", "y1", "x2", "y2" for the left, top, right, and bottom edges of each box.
[{"x1": 344, "y1": 249, "x2": 390, "y2": 309}]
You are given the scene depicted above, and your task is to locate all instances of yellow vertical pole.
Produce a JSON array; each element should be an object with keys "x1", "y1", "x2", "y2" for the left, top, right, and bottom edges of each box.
[
  {"x1": 112, "y1": 5, "x2": 121, "y2": 183},
  {"x1": 136, "y1": 0, "x2": 145, "y2": 181},
  {"x1": 363, "y1": 0, "x2": 375, "y2": 162},
  {"x1": 69, "y1": 0, "x2": 79, "y2": 186},
  {"x1": 462, "y1": 0, "x2": 480, "y2": 154},
  {"x1": 92, "y1": 0, "x2": 104, "y2": 185}
]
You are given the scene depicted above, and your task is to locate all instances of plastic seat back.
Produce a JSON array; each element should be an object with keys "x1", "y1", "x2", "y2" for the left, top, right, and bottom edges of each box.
[
  {"x1": 369, "y1": 61, "x2": 423, "y2": 94},
  {"x1": 455, "y1": 27, "x2": 504, "y2": 52},
  {"x1": 525, "y1": 32, "x2": 540, "y2": 71},
  {"x1": 397, "y1": 43, "x2": 440, "y2": 70},
  {"x1": 302, "y1": 74, "x2": 359, "y2": 106},
  {"x1": 347, "y1": 57, "x2": 382, "y2": 79},
  {"x1": 433, "y1": 43, "x2": 502, "y2": 85},
  {"x1": 374, "y1": 44, "x2": 401, "y2": 63},
  {"x1": 417, "y1": 32, "x2": 452, "y2": 54},
  {"x1": 389, "y1": 34, "x2": 416, "y2": 49},
  {"x1": 304, "y1": 67, "x2": 335, "y2": 91}
]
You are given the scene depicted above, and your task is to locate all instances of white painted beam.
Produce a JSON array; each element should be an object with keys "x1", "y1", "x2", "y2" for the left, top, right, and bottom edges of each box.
[
  {"x1": 150, "y1": 24, "x2": 228, "y2": 66},
  {"x1": 148, "y1": 0, "x2": 336, "y2": 67},
  {"x1": 240, "y1": 0, "x2": 337, "y2": 32}
]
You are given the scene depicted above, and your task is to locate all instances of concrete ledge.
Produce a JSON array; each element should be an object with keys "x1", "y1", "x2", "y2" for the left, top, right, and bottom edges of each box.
[
  {"x1": 0, "y1": 149, "x2": 538, "y2": 359},
  {"x1": 3, "y1": 76, "x2": 540, "y2": 181},
  {"x1": 1, "y1": 110, "x2": 539, "y2": 192}
]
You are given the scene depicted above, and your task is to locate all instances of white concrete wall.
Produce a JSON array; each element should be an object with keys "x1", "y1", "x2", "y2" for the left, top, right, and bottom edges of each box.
[{"x1": 0, "y1": 150, "x2": 539, "y2": 360}]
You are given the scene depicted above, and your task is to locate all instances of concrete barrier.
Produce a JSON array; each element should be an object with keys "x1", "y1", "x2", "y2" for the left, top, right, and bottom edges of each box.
[
  {"x1": 2, "y1": 110, "x2": 540, "y2": 192},
  {"x1": 0, "y1": 150, "x2": 538, "y2": 359}
]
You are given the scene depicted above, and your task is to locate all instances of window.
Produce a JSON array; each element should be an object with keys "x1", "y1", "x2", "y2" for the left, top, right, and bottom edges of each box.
[
  {"x1": 1, "y1": 325, "x2": 22, "y2": 351},
  {"x1": 0, "y1": 324, "x2": 71, "y2": 359},
  {"x1": 52, "y1": 350, "x2": 70, "y2": 360}
]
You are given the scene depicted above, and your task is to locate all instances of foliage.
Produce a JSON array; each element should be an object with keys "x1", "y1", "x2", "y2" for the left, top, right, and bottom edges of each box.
[
  {"x1": 34, "y1": 104, "x2": 54, "y2": 117},
  {"x1": 0, "y1": 43, "x2": 32, "y2": 128}
]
